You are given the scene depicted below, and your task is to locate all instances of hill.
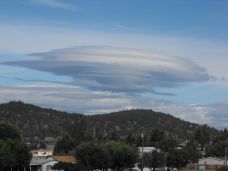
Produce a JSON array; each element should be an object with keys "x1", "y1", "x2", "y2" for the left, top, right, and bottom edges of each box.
[
  {"x1": 0, "y1": 101, "x2": 82, "y2": 147},
  {"x1": 88, "y1": 110, "x2": 218, "y2": 141},
  {"x1": 0, "y1": 101, "x2": 219, "y2": 147}
]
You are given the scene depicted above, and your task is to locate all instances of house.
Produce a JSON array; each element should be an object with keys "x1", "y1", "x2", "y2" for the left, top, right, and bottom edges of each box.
[
  {"x1": 30, "y1": 157, "x2": 58, "y2": 171},
  {"x1": 30, "y1": 156, "x2": 76, "y2": 171},
  {"x1": 31, "y1": 148, "x2": 54, "y2": 157},
  {"x1": 198, "y1": 157, "x2": 227, "y2": 171},
  {"x1": 138, "y1": 147, "x2": 160, "y2": 155},
  {"x1": 176, "y1": 140, "x2": 189, "y2": 150}
]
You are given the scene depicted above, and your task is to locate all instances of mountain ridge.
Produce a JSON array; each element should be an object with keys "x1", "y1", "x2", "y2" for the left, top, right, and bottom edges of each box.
[{"x1": 0, "y1": 101, "x2": 219, "y2": 147}]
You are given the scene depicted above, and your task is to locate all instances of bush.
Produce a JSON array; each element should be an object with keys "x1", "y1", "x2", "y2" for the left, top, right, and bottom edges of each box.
[{"x1": 217, "y1": 166, "x2": 228, "y2": 171}]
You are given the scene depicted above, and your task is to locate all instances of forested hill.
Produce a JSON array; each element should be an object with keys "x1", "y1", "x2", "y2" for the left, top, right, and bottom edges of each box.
[
  {"x1": 0, "y1": 101, "x2": 218, "y2": 146},
  {"x1": 0, "y1": 101, "x2": 82, "y2": 142},
  {"x1": 88, "y1": 110, "x2": 218, "y2": 140}
]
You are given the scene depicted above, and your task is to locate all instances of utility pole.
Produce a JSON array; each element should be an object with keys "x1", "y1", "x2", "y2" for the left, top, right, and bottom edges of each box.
[
  {"x1": 141, "y1": 133, "x2": 144, "y2": 171},
  {"x1": 225, "y1": 138, "x2": 228, "y2": 166},
  {"x1": 225, "y1": 146, "x2": 227, "y2": 166}
]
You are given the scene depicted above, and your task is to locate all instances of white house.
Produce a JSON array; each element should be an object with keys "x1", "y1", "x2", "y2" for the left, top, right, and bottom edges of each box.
[
  {"x1": 30, "y1": 156, "x2": 76, "y2": 171},
  {"x1": 30, "y1": 157, "x2": 58, "y2": 171},
  {"x1": 198, "y1": 157, "x2": 227, "y2": 171},
  {"x1": 138, "y1": 147, "x2": 160, "y2": 155},
  {"x1": 199, "y1": 157, "x2": 226, "y2": 165},
  {"x1": 31, "y1": 148, "x2": 54, "y2": 157},
  {"x1": 176, "y1": 141, "x2": 189, "y2": 150}
]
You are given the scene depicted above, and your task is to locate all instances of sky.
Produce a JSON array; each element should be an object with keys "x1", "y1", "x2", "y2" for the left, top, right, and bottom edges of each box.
[{"x1": 0, "y1": 0, "x2": 228, "y2": 129}]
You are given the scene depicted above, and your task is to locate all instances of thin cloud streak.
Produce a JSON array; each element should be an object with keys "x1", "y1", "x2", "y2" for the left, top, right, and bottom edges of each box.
[{"x1": 27, "y1": 0, "x2": 76, "y2": 11}]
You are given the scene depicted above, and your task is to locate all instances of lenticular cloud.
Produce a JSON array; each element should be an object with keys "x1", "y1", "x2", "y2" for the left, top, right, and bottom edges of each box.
[{"x1": 4, "y1": 46, "x2": 212, "y2": 93}]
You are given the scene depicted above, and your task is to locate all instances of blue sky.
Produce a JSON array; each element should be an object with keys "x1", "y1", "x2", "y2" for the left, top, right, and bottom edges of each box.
[{"x1": 0, "y1": 0, "x2": 228, "y2": 128}]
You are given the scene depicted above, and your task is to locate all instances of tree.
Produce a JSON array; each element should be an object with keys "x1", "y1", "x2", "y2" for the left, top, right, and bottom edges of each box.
[
  {"x1": 54, "y1": 136, "x2": 74, "y2": 154},
  {"x1": 217, "y1": 166, "x2": 228, "y2": 171},
  {"x1": 125, "y1": 134, "x2": 136, "y2": 145},
  {"x1": 167, "y1": 149, "x2": 189, "y2": 171},
  {"x1": 105, "y1": 140, "x2": 139, "y2": 170},
  {"x1": 71, "y1": 116, "x2": 88, "y2": 146},
  {"x1": 150, "y1": 129, "x2": 165, "y2": 144},
  {"x1": 75, "y1": 140, "x2": 138, "y2": 171},
  {"x1": 195, "y1": 125, "x2": 210, "y2": 147},
  {"x1": 39, "y1": 141, "x2": 47, "y2": 149},
  {"x1": 158, "y1": 137, "x2": 178, "y2": 152},
  {"x1": 54, "y1": 116, "x2": 89, "y2": 155},
  {"x1": 204, "y1": 129, "x2": 228, "y2": 157},
  {"x1": 13, "y1": 140, "x2": 31, "y2": 168},
  {"x1": 0, "y1": 122, "x2": 21, "y2": 140},
  {"x1": 75, "y1": 141, "x2": 111, "y2": 170},
  {"x1": 0, "y1": 122, "x2": 31, "y2": 171},
  {"x1": 182, "y1": 141, "x2": 202, "y2": 163},
  {"x1": 206, "y1": 140, "x2": 227, "y2": 157},
  {"x1": 144, "y1": 151, "x2": 165, "y2": 171}
]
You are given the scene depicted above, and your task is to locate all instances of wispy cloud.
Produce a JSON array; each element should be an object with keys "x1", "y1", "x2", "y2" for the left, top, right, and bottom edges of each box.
[{"x1": 27, "y1": 0, "x2": 75, "y2": 11}]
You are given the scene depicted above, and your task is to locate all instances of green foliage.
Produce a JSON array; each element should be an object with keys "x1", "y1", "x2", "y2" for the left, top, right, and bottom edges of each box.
[
  {"x1": 89, "y1": 109, "x2": 218, "y2": 142},
  {"x1": 167, "y1": 149, "x2": 189, "y2": 170},
  {"x1": 206, "y1": 140, "x2": 226, "y2": 157},
  {"x1": 144, "y1": 151, "x2": 165, "y2": 171},
  {"x1": 150, "y1": 129, "x2": 165, "y2": 143},
  {"x1": 0, "y1": 101, "x2": 83, "y2": 147},
  {"x1": 125, "y1": 134, "x2": 136, "y2": 145},
  {"x1": 217, "y1": 166, "x2": 228, "y2": 171},
  {"x1": 105, "y1": 140, "x2": 139, "y2": 170},
  {"x1": 195, "y1": 124, "x2": 210, "y2": 147},
  {"x1": 75, "y1": 141, "x2": 111, "y2": 170},
  {"x1": 75, "y1": 140, "x2": 138, "y2": 171},
  {"x1": 54, "y1": 136, "x2": 74, "y2": 154},
  {"x1": 157, "y1": 137, "x2": 178, "y2": 152},
  {"x1": 54, "y1": 117, "x2": 89, "y2": 154},
  {"x1": 0, "y1": 101, "x2": 219, "y2": 149},
  {"x1": 0, "y1": 122, "x2": 31, "y2": 170},
  {"x1": 205, "y1": 129, "x2": 228, "y2": 157},
  {"x1": 0, "y1": 122, "x2": 21, "y2": 140},
  {"x1": 70, "y1": 116, "x2": 89, "y2": 146},
  {"x1": 182, "y1": 141, "x2": 202, "y2": 163}
]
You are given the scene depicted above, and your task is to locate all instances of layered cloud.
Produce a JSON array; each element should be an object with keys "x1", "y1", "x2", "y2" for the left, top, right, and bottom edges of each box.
[{"x1": 4, "y1": 46, "x2": 212, "y2": 94}]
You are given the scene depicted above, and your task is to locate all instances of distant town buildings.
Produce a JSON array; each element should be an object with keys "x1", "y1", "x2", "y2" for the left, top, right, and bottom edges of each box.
[
  {"x1": 30, "y1": 156, "x2": 76, "y2": 171},
  {"x1": 31, "y1": 148, "x2": 54, "y2": 157},
  {"x1": 198, "y1": 157, "x2": 227, "y2": 171},
  {"x1": 138, "y1": 146, "x2": 160, "y2": 154}
]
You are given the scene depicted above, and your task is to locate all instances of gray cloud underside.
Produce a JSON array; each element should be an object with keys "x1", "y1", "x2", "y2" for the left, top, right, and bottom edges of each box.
[{"x1": 4, "y1": 46, "x2": 212, "y2": 94}]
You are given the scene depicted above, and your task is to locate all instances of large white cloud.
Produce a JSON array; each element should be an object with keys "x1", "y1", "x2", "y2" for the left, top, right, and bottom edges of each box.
[{"x1": 4, "y1": 46, "x2": 212, "y2": 94}]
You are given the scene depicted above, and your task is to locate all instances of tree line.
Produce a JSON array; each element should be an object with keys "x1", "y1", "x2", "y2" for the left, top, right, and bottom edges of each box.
[
  {"x1": 0, "y1": 121, "x2": 31, "y2": 171},
  {"x1": 53, "y1": 118, "x2": 211, "y2": 171}
]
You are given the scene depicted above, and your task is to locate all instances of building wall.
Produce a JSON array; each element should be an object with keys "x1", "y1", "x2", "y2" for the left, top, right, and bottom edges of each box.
[
  {"x1": 41, "y1": 161, "x2": 58, "y2": 171},
  {"x1": 199, "y1": 158, "x2": 225, "y2": 165},
  {"x1": 32, "y1": 151, "x2": 53, "y2": 157}
]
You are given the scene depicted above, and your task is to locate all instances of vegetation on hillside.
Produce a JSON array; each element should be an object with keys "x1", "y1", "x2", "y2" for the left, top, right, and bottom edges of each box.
[
  {"x1": 0, "y1": 101, "x2": 227, "y2": 171},
  {"x1": 0, "y1": 101, "x2": 219, "y2": 148}
]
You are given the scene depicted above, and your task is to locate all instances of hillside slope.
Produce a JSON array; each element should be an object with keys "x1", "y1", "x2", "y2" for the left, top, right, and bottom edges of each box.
[
  {"x1": 0, "y1": 101, "x2": 81, "y2": 144},
  {"x1": 88, "y1": 110, "x2": 218, "y2": 140},
  {"x1": 0, "y1": 101, "x2": 218, "y2": 146}
]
